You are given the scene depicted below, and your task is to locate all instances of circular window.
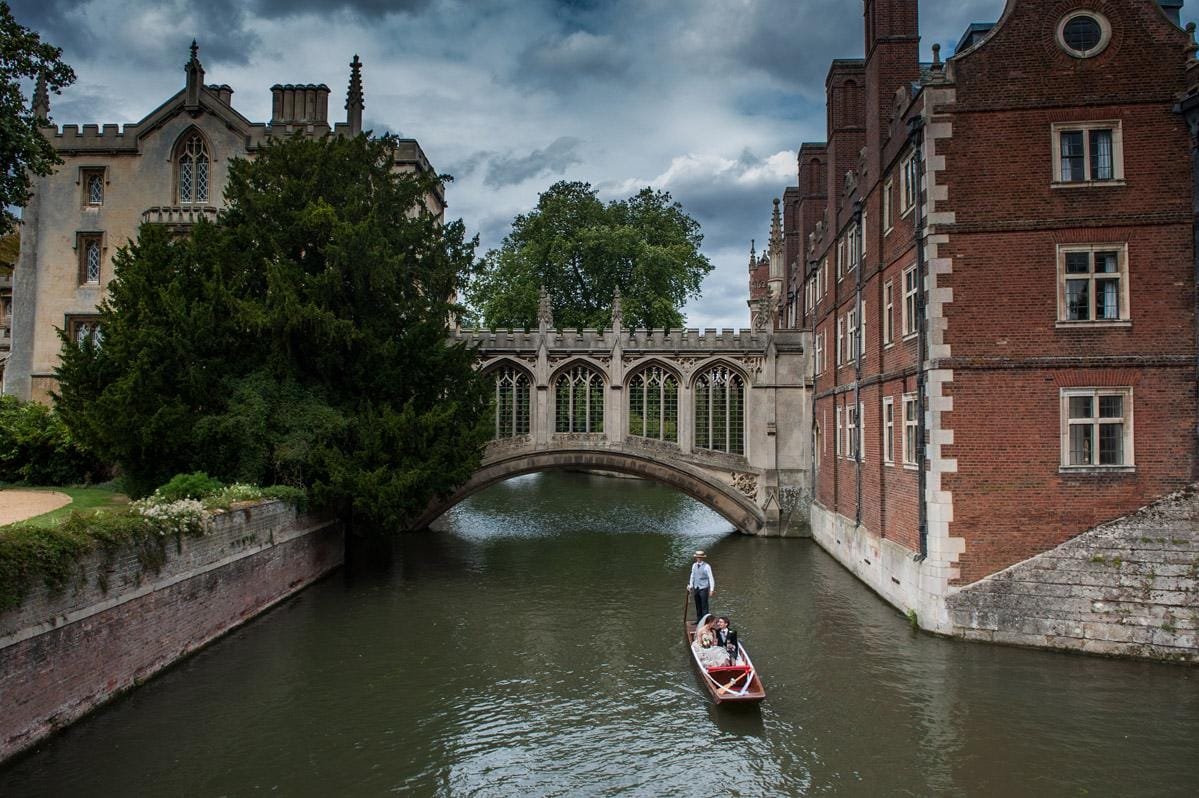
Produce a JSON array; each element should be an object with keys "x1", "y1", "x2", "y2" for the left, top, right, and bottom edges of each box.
[{"x1": 1057, "y1": 12, "x2": 1111, "y2": 58}]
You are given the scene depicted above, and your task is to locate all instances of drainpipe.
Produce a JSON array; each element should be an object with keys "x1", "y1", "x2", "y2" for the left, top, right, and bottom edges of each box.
[
  {"x1": 909, "y1": 115, "x2": 929, "y2": 562},
  {"x1": 808, "y1": 257, "x2": 820, "y2": 501},
  {"x1": 852, "y1": 198, "x2": 864, "y2": 527}
]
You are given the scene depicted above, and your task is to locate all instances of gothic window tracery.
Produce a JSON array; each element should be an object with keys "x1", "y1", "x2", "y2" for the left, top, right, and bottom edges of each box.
[
  {"x1": 628, "y1": 365, "x2": 678, "y2": 442},
  {"x1": 492, "y1": 366, "x2": 531, "y2": 439},
  {"x1": 694, "y1": 365, "x2": 745, "y2": 455},
  {"x1": 554, "y1": 364, "x2": 604, "y2": 433},
  {"x1": 176, "y1": 133, "x2": 210, "y2": 204}
]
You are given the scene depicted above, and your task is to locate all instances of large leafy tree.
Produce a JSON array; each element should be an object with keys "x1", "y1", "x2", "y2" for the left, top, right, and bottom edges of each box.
[
  {"x1": 467, "y1": 181, "x2": 712, "y2": 330},
  {"x1": 55, "y1": 134, "x2": 492, "y2": 530},
  {"x1": 0, "y1": 1, "x2": 75, "y2": 236}
]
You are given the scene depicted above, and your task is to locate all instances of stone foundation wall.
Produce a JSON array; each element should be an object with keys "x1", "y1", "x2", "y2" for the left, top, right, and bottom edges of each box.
[
  {"x1": 810, "y1": 501, "x2": 953, "y2": 632},
  {"x1": 0, "y1": 501, "x2": 344, "y2": 762},
  {"x1": 947, "y1": 486, "x2": 1199, "y2": 663}
]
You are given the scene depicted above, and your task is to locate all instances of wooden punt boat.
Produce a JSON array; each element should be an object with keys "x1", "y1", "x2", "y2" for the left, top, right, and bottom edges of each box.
[{"x1": 685, "y1": 620, "x2": 766, "y2": 704}]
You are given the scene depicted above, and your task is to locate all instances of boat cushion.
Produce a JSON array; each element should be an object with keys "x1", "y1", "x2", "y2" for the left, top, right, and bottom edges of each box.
[{"x1": 706, "y1": 664, "x2": 750, "y2": 680}]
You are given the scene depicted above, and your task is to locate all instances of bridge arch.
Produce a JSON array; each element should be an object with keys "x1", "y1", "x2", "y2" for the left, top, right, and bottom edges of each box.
[
  {"x1": 687, "y1": 356, "x2": 751, "y2": 387},
  {"x1": 548, "y1": 355, "x2": 609, "y2": 383},
  {"x1": 622, "y1": 357, "x2": 683, "y2": 386},
  {"x1": 412, "y1": 447, "x2": 766, "y2": 535},
  {"x1": 480, "y1": 356, "x2": 533, "y2": 378}
]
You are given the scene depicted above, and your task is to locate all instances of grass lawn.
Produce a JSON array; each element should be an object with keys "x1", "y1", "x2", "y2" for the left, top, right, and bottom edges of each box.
[{"x1": 0, "y1": 485, "x2": 129, "y2": 528}]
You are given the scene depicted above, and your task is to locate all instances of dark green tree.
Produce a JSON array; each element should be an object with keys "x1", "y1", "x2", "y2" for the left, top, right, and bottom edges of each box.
[
  {"x1": 466, "y1": 181, "x2": 713, "y2": 330},
  {"x1": 55, "y1": 134, "x2": 492, "y2": 529},
  {"x1": 0, "y1": 1, "x2": 75, "y2": 236}
]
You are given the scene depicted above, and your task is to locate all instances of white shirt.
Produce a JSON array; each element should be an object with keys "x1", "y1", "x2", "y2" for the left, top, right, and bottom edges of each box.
[{"x1": 688, "y1": 561, "x2": 714, "y2": 591}]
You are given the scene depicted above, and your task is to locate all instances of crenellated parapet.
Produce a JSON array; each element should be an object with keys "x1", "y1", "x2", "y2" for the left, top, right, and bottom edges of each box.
[{"x1": 453, "y1": 326, "x2": 783, "y2": 353}]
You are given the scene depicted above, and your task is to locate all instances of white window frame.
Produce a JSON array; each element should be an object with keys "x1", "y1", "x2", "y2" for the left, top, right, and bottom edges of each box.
[
  {"x1": 857, "y1": 401, "x2": 865, "y2": 461},
  {"x1": 859, "y1": 300, "x2": 867, "y2": 359},
  {"x1": 845, "y1": 402, "x2": 856, "y2": 459},
  {"x1": 836, "y1": 316, "x2": 844, "y2": 367},
  {"x1": 844, "y1": 308, "x2": 856, "y2": 365},
  {"x1": 882, "y1": 396, "x2": 895, "y2": 464},
  {"x1": 815, "y1": 332, "x2": 825, "y2": 376},
  {"x1": 848, "y1": 223, "x2": 860, "y2": 272},
  {"x1": 1051, "y1": 121, "x2": 1123, "y2": 187},
  {"x1": 837, "y1": 239, "x2": 845, "y2": 280},
  {"x1": 835, "y1": 405, "x2": 842, "y2": 456},
  {"x1": 1060, "y1": 387, "x2": 1134, "y2": 471},
  {"x1": 902, "y1": 265, "x2": 918, "y2": 339},
  {"x1": 1056, "y1": 244, "x2": 1130, "y2": 326},
  {"x1": 883, "y1": 280, "x2": 894, "y2": 346},
  {"x1": 902, "y1": 393, "x2": 919, "y2": 468},
  {"x1": 900, "y1": 152, "x2": 918, "y2": 215},
  {"x1": 821, "y1": 260, "x2": 829, "y2": 297},
  {"x1": 882, "y1": 177, "x2": 893, "y2": 233}
]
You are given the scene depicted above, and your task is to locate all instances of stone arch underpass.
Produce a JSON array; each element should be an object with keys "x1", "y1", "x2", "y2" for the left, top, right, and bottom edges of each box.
[
  {"x1": 411, "y1": 445, "x2": 767, "y2": 534},
  {"x1": 415, "y1": 297, "x2": 815, "y2": 537}
]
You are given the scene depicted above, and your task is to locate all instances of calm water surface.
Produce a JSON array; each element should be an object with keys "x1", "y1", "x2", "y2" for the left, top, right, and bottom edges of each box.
[{"x1": 2, "y1": 472, "x2": 1196, "y2": 796}]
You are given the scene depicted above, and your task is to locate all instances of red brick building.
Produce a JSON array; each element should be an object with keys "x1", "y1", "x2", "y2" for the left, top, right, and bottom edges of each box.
[{"x1": 764, "y1": 0, "x2": 1197, "y2": 630}]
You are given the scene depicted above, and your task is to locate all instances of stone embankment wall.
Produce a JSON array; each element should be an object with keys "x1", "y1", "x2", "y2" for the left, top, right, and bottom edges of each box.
[
  {"x1": 948, "y1": 487, "x2": 1199, "y2": 662},
  {"x1": 0, "y1": 501, "x2": 344, "y2": 762}
]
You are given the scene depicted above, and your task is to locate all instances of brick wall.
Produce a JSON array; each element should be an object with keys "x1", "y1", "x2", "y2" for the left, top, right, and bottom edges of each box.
[{"x1": 0, "y1": 501, "x2": 344, "y2": 762}]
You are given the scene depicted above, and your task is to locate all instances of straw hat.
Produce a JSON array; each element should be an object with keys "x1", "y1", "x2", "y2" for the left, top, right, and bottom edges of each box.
[{"x1": 693, "y1": 550, "x2": 707, "y2": 559}]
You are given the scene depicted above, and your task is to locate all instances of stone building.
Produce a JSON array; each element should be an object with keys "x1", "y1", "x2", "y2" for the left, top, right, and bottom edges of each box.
[
  {"x1": 0, "y1": 233, "x2": 16, "y2": 388},
  {"x1": 759, "y1": 0, "x2": 1197, "y2": 633},
  {"x1": 4, "y1": 44, "x2": 442, "y2": 403}
]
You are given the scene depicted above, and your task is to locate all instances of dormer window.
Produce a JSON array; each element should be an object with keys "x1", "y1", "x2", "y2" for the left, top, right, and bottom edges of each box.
[{"x1": 176, "y1": 133, "x2": 210, "y2": 204}]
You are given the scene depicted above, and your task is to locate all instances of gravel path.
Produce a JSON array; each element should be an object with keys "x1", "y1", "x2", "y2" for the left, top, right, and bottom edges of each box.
[{"x1": 0, "y1": 490, "x2": 72, "y2": 526}]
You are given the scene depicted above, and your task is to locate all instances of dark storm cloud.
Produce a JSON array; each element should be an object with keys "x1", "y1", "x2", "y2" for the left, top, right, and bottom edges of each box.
[
  {"x1": 10, "y1": 0, "x2": 261, "y2": 66},
  {"x1": 513, "y1": 30, "x2": 628, "y2": 94},
  {"x1": 251, "y1": 0, "x2": 433, "y2": 20},
  {"x1": 482, "y1": 137, "x2": 584, "y2": 188}
]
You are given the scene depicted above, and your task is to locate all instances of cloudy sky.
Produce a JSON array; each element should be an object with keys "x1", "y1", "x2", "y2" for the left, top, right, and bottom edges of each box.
[{"x1": 12, "y1": 0, "x2": 1197, "y2": 327}]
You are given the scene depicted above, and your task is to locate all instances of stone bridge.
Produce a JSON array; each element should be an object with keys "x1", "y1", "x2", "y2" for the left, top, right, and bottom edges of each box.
[{"x1": 415, "y1": 296, "x2": 813, "y2": 536}]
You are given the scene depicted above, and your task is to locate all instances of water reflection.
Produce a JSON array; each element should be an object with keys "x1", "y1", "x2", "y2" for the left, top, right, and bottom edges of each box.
[{"x1": 1, "y1": 472, "x2": 1195, "y2": 797}]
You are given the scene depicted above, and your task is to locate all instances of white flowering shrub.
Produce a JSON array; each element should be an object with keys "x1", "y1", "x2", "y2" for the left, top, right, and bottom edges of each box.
[
  {"x1": 205, "y1": 483, "x2": 266, "y2": 508},
  {"x1": 130, "y1": 497, "x2": 207, "y2": 537}
]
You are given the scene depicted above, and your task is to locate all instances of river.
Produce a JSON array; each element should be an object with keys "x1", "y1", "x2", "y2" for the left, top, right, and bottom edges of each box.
[{"x1": 1, "y1": 472, "x2": 1196, "y2": 796}]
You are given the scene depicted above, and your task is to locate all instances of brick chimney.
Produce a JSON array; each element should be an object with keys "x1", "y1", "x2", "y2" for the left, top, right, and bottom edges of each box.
[
  {"x1": 863, "y1": 0, "x2": 920, "y2": 178},
  {"x1": 270, "y1": 84, "x2": 331, "y2": 126}
]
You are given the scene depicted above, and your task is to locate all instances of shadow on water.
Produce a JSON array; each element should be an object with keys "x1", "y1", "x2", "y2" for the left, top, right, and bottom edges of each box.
[{"x1": 1, "y1": 471, "x2": 1197, "y2": 797}]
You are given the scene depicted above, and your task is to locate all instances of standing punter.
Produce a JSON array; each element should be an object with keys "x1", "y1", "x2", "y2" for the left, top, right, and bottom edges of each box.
[{"x1": 687, "y1": 550, "x2": 715, "y2": 622}]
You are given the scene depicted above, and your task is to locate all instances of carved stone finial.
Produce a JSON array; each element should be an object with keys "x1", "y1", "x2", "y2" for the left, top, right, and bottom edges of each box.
[
  {"x1": 1187, "y1": 23, "x2": 1198, "y2": 64},
  {"x1": 748, "y1": 239, "x2": 756, "y2": 271},
  {"x1": 537, "y1": 285, "x2": 553, "y2": 329},
  {"x1": 346, "y1": 54, "x2": 364, "y2": 135},
  {"x1": 769, "y1": 198, "x2": 783, "y2": 252},
  {"x1": 610, "y1": 287, "x2": 623, "y2": 331},
  {"x1": 31, "y1": 73, "x2": 49, "y2": 122},
  {"x1": 184, "y1": 39, "x2": 205, "y2": 110}
]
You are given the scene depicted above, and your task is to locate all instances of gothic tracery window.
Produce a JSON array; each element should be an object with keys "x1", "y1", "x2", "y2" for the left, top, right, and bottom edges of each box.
[
  {"x1": 694, "y1": 365, "x2": 745, "y2": 455},
  {"x1": 554, "y1": 364, "x2": 604, "y2": 433},
  {"x1": 177, "y1": 133, "x2": 210, "y2": 204},
  {"x1": 628, "y1": 365, "x2": 678, "y2": 442},
  {"x1": 492, "y1": 366, "x2": 531, "y2": 439}
]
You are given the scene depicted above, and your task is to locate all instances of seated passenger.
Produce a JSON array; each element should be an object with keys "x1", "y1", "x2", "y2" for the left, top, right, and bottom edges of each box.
[
  {"x1": 692, "y1": 617, "x2": 731, "y2": 669},
  {"x1": 713, "y1": 616, "x2": 740, "y2": 665}
]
